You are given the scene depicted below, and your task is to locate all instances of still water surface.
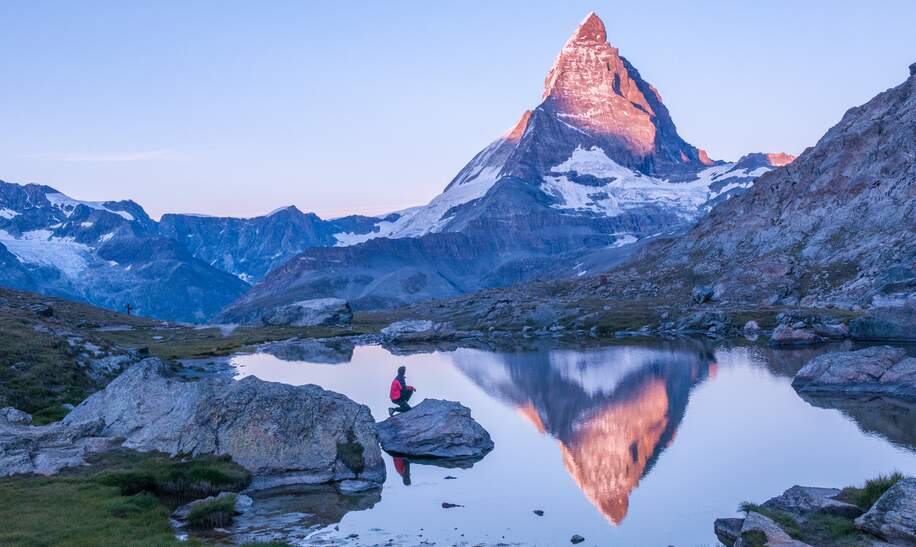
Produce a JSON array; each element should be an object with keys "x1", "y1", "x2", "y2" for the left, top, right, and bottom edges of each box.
[{"x1": 225, "y1": 339, "x2": 916, "y2": 546}]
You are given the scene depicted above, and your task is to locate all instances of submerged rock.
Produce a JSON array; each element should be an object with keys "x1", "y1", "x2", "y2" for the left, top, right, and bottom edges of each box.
[
  {"x1": 792, "y1": 346, "x2": 916, "y2": 400},
  {"x1": 855, "y1": 477, "x2": 916, "y2": 544},
  {"x1": 375, "y1": 399, "x2": 494, "y2": 459},
  {"x1": 6, "y1": 359, "x2": 386, "y2": 488},
  {"x1": 261, "y1": 298, "x2": 353, "y2": 327}
]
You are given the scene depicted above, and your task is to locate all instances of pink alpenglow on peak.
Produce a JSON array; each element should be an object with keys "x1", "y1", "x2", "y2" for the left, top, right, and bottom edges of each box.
[
  {"x1": 766, "y1": 152, "x2": 795, "y2": 166},
  {"x1": 539, "y1": 12, "x2": 707, "y2": 171},
  {"x1": 504, "y1": 110, "x2": 533, "y2": 142}
]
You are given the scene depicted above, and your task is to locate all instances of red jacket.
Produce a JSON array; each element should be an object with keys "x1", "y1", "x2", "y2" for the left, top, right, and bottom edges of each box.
[{"x1": 389, "y1": 378, "x2": 414, "y2": 401}]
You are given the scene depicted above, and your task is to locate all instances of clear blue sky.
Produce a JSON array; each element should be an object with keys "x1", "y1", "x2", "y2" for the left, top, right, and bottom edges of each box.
[{"x1": 2, "y1": 0, "x2": 914, "y2": 219}]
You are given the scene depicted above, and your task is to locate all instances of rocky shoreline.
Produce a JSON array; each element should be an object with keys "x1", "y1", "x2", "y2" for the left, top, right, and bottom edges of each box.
[{"x1": 715, "y1": 478, "x2": 916, "y2": 546}]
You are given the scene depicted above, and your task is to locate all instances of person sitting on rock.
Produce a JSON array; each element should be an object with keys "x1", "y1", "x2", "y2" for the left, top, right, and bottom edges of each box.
[{"x1": 388, "y1": 365, "x2": 416, "y2": 416}]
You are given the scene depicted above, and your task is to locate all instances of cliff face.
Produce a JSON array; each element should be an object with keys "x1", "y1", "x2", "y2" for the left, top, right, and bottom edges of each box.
[{"x1": 643, "y1": 65, "x2": 916, "y2": 308}]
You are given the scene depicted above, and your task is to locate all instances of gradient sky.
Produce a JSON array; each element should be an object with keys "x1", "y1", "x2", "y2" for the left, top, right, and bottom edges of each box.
[{"x1": 2, "y1": 1, "x2": 914, "y2": 219}]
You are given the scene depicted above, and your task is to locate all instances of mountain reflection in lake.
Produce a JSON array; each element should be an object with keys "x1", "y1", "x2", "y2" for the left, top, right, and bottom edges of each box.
[{"x1": 229, "y1": 340, "x2": 916, "y2": 546}]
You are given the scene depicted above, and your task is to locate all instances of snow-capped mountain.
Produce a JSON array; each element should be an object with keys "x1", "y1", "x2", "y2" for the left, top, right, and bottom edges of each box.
[
  {"x1": 0, "y1": 181, "x2": 251, "y2": 322},
  {"x1": 222, "y1": 12, "x2": 792, "y2": 319}
]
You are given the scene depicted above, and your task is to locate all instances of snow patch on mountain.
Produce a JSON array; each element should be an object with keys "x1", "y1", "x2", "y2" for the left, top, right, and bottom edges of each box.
[
  {"x1": 0, "y1": 208, "x2": 18, "y2": 219},
  {"x1": 541, "y1": 146, "x2": 772, "y2": 219},
  {"x1": 45, "y1": 192, "x2": 135, "y2": 221},
  {"x1": 0, "y1": 229, "x2": 92, "y2": 277}
]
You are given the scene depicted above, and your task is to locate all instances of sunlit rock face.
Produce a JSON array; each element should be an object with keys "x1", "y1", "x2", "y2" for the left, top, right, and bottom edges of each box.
[
  {"x1": 540, "y1": 12, "x2": 706, "y2": 171},
  {"x1": 452, "y1": 343, "x2": 713, "y2": 523}
]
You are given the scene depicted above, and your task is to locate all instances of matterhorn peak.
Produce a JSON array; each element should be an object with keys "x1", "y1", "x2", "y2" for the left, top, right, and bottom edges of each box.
[{"x1": 570, "y1": 11, "x2": 607, "y2": 44}]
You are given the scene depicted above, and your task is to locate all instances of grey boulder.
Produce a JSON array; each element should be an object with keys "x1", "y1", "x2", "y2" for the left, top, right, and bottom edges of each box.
[
  {"x1": 792, "y1": 346, "x2": 916, "y2": 399},
  {"x1": 259, "y1": 337, "x2": 355, "y2": 364},
  {"x1": 261, "y1": 298, "x2": 352, "y2": 327},
  {"x1": 1, "y1": 407, "x2": 32, "y2": 426},
  {"x1": 769, "y1": 324, "x2": 825, "y2": 346},
  {"x1": 762, "y1": 485, "x2": 863, "y2": 519},
  {"x1": 0, "y1": 410, "x2": 115, "y2": 477},
  {"x1": 54, "y1": 358, "x2": 386, "y2": 489},
  {"x1": 375, "y1": 399, "x2": 493, "y2": 459},
  {"x1": 380, "y1": 320, "x2": 456, "y2": 343},
  {"x1": 855, "y1": 477, "x2": 916, "y2": 544},
  {"x1": 851, "y1": 304, "x2": 916, "y2": 342},
  {"x1": 734, "y1": 512, "x2": 811, "y2": 547}
]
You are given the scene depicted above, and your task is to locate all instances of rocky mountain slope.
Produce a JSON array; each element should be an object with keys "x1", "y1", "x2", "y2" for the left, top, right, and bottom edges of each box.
[
  {"x1": 0, "y1": 182, "x2": 390, "y2": 321},
  {"x1": 402, "y1": 62, "x2": 916, "y2": 329},
  {"x1": 0, "y1": 182, "x2": 248, "y2": 322},
  {"x1": 223, "y1": 12, "x2": 791, "y2": 319}
]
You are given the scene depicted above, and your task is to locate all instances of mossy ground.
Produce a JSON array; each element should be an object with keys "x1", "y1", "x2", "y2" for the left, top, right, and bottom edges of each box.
[{"x1": 0, "y1": 450, "x2": 249, "y2": 546}]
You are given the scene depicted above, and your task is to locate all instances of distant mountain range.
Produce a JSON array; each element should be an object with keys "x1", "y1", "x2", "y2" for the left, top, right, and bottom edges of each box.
[
  {"x1": 0, "y1": 183, "x2": 390, "y2": 321},
  {"x1": 1, "y1": 12, "x2": 795, "y2": 322}
]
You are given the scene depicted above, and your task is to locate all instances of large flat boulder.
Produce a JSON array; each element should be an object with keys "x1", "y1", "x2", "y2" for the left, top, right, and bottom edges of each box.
[
  {"x1": 261, "y1": 298, "x2": 352, "y2": 327},
  {"x1": 9, "y1": 359, "x2": 385, "y2": 489},
  {"x1": 792, "y1": 346, "x2": 916, "y2": 399},
  {"x1": 375, "y1": 399, "x2": 493, "y2": 460},
  {"x1": 850, "y1": 304, "x2": 916, "y2": 341},
  {"x1": 855, "y1": 477, "x2": 916, "y2": 544}
]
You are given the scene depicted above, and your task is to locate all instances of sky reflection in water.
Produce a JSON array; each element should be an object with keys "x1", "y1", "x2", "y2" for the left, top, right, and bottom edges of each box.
[{"x1": 231, "y1": 340, "x2": 916, "y2": 546}]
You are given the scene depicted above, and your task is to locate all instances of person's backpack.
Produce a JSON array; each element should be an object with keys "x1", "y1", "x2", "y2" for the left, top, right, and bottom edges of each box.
[{"x1": 389, "y1": 378, "x2": 402, "y2": 401}]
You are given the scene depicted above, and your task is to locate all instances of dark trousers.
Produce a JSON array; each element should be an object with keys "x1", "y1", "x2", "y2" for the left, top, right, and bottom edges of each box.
[{"x1": 392, "y1": 389, "x2": 413, "y2": 413}]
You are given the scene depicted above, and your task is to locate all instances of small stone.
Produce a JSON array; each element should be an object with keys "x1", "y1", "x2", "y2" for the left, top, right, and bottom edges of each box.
[
  {"x1": 444, "y1": 475, "x2": 457, "y2": 480},
  {"x1": 570, "y1": 534, "x2": 585, "y2": 544},
  {"x1": 533, "y1": 509, "x2": 544, "y2": 516},
  {"x1": 441, "y1": 502, "x2": 463, "y2": 509}
]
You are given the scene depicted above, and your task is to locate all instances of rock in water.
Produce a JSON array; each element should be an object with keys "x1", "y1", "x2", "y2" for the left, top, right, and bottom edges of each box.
[
  {"x1": 855, "y1": 477, "x2": 916, "y2": 544},
  {"x1": 850, "y1": 304, "x2": 916, "y2": 341},
  {"x1": 375, "y1": 399, "x2": 494, "y2": 459},
  {"x1": 769, "y1": 324, "x2": 825, "y2": 346},
  {"x1": 61, "y1": 358, "x2": 385, "y2": 489},
  {"x1": 792, "y1": 346, "x2": 916, "y2": 399},
  {"x1": 261, "y1": 298, "x2": 352, "y2": 327},
  {"x1": 380, "y1": 320, "x2": 455, "y2": 343}
]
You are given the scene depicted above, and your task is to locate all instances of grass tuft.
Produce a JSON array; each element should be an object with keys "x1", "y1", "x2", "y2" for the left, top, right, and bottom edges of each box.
[
  {"x1": 186, "y1": 493, "x2": 237, "y2": 529},
  {"x1": 840, "y1": 471, "x2": 905, "y2": 510}
]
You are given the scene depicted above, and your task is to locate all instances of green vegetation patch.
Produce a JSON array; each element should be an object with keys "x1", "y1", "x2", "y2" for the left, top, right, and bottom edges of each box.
[
  {"x1": 186, "y1": 493, "x2": 237, "y2": 529},
  {"x1": 336, "y1": 429, "x2": 365, "y2": 474},
  {"x1": 840, "y1": 471, "x2": 905, "y2": 510},
  {"x1": 0, "y1": 450, "x2": 249, "y2": 546},
  {"x1": 96, "y1": 451, "x2": 250, "y2": 499}
]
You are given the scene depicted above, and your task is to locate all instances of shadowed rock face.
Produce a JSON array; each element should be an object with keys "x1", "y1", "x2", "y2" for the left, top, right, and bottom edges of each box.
[
  {"x1": 452, "y1": 342, "x2": 714, "y2": 523},
  {"x1": 797, "y1": 392, "x2": 916, "y2": 451}
]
